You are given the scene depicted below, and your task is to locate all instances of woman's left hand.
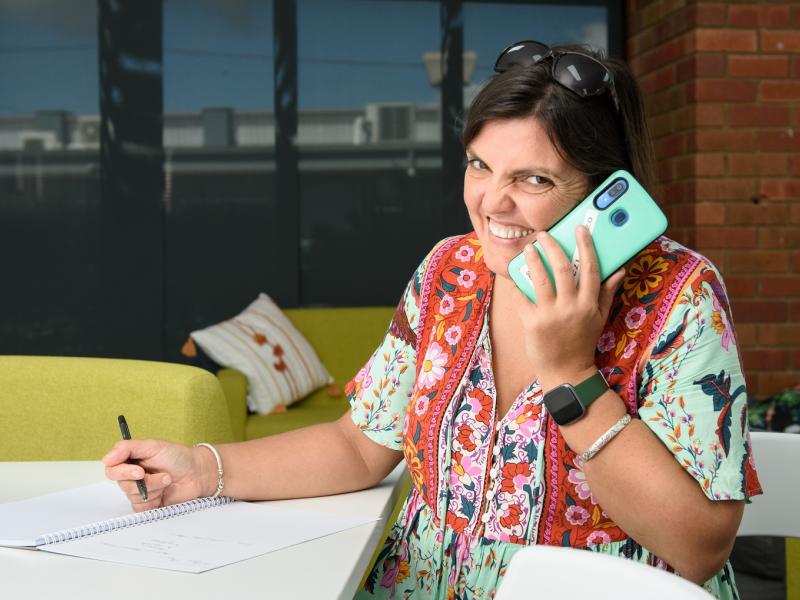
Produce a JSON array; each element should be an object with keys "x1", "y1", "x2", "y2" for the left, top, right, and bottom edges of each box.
[{"x1": 512, "y1": 225, "x2": 626, "y2": 390}]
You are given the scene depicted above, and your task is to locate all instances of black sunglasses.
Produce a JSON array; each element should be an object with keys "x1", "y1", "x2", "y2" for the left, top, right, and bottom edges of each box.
[{"x1": 494, "y1": 40, "x2": 619, "y2": 111}]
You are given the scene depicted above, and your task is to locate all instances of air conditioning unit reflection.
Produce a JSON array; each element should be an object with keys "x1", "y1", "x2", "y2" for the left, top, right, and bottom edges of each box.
[
  {"x1": 72, "y1": 117, "x2": 101, "y2": 149},
  {"x1": 365, "y1": 103, "x2": 415, "y2": 143},
  {"x1": 20, "y1": 131, "x2": 59, "y2": 151}
]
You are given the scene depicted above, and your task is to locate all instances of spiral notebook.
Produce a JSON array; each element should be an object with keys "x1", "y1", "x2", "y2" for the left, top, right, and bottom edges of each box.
[{"x1": 0, "y1": 482, "x2": 376, "y2": 572}]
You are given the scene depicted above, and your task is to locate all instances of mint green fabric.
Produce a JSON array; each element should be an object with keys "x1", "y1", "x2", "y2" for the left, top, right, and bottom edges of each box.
[{"x1": 0, "y1": 356, "x2": 234, "y2": 461}]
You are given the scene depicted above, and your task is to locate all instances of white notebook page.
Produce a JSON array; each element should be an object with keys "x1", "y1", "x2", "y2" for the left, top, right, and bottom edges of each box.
[{"x1": 0, "y1": 482, "x2": 377, "y2": 572}]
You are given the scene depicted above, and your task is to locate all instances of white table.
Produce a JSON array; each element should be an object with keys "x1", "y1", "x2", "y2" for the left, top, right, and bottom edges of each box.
[{"x1": 0, "y1": 461, "x2": 408, "y2": 600}]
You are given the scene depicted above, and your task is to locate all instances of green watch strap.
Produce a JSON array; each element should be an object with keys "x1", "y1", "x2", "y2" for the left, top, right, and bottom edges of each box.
[{"x1": 572, "y1": 371, "x2": 609, "y2": 410}]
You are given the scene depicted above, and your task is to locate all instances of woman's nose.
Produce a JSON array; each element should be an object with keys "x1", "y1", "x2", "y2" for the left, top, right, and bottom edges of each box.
[{"x1": 483, "y1": 179, "x2": 516, "y2": 212}]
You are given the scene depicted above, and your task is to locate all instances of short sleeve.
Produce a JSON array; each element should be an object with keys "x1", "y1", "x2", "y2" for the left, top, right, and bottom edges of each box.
[
  {"x1": 346, "y1": 244, "x2": 440, "y2": 451},
  {"x1": 637, "y1": 261, "x2": 762, "y2": 501}
]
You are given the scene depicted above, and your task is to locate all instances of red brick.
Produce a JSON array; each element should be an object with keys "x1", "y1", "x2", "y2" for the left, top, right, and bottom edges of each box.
[
  {"x1": 761, "y1": 81, "x2": 800, "y2": 102},
  {"x1": 696, "y1": 179, "x2": 757, "y2": 202},
  {"x1": 757, "y1": 371, "x2": 800, "y2": 397},
  {"x1": 731, "y1": 300, "x2": 789, "y2": 322},
  {"x1": 654, "y1": 132, "x2": 687, "y2": 158},
  {"x1": 641, "y1": 65, "x2": 678, "y2": 94},
  {"x1": 637, "y1": 38, "x2": 686, "y2": 74},
  {"x1": 728, "y1": 154, "x2": 789, "y2": 177},
  {"x1": 694, "y1": 129, "x2": 757, "y2": 152},
  {"x1": 695, "y1": 28, "x2": 757, "y2": 52},
  {"x1": 728, "y1": 55, "x2": 788, "y2": 78},
  {"x1": 687, "y1": 79, "x2": 758, "y2": 102},
  {"x1": 760, "y1": 179, "x2": 800, "y2": 201},
  {"x1": 759, "y1": 323, "x2": 800, "y2": 345},
  {"x1": 648, "y1": 113, "x2": 674, "y2": 138},
  {"x1": 759, "y1": 130, "x2": 800, "y2": 152},
  {"x1": 757, "y1": 227, "x2": 800, "y2": 249},
  {"x1": 792, "y1": 7, "x2": 800, "y2": 28},
  {"x1": 792, "y1": 56, "x2": 800, "y2": 79},
  {"x1": 728, "y1": 5, "x2": 761, "y2": 28},
  {"x1": 729, "y1": 104, "x2": 790, "y2": 127},
  {"x1": 628, "y1": 28, "x2": 659, "y2": 60},
  {"x1": 792, "y1": 203, "x2": 800, "y2": 224},
  {"x1": 760, "y1": 276, "x2": 800, "y2": 297},
  {"x1": 676, "y1": 54, "x2": 726, "y2": 82},
  {"x1": 725, "y1": 275, "x2": 758, "y2": 297},
  {"x1": 728, "y1": 5, "x2": 791, "y2": 29},
  {"x1": 728, "y1": 251, "x2": 789, "y2": 273},
  {"x1": 696, "y1": 226, "x2": 758, "y2": 248},
  {"x1": 791, "y1": 156, "x2": 800, "y2": 177},
  {"x1": 765, "y1": 6, "x2": 791, "y2": 28},
  {"x1": 691, "y1": 3, "x2": 729, "y2": 28},
  {"x1": 793, "y1": 252, "x2": 800, "y2": 273},
  {"x1": 694, "y1": 104, "x2": 726, "y2": 127},
  {"x1": 791, "y1": 349, "x2": 800, "y2": 370},
  {"x1": 742, "y1": 349, "x2": 791, "y2": 370},
  {"x1": 675, "y1": 154, "x2": 726, "y2": 178},
  {"x1": 762, "y1": 31, "x2": 800, "y2": 53},
  {"x1": 656, "y1": 160, "x2": 674, "y2": 183},
  {"x1": 726, "y1": 203, "x2": 791, "y2": 225},
  {"x1": 646, "y1": 85, "x2": 687, "y2": 116},
  {"x1": 736, "y1": 323, "x2": 758, "y2": 346}
]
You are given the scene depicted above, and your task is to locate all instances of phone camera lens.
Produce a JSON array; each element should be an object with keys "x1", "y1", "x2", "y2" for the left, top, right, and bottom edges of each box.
[
  {"x1": 610, "y1": 208, "x2": 628, "y2": 227},
  {"x1": 610, "y1": 183, "x2": 624, "y2": 197}
]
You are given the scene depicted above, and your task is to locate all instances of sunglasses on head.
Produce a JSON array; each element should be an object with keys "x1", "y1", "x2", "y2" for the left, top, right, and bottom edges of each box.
[{"x1": 493, "y1": 40, "x2": 619, "y2": 112}]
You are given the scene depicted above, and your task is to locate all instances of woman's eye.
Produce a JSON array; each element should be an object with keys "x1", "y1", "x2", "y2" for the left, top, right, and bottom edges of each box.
[
  {"x1": 468, "y1": 158, "x2": 486, "y2": 171},
  {"x1": 525, "y1": 175, "x2": 550, "y2": 186},
  {"x1": 520, "y1": 175, "x2": 553, "y2": 193}
]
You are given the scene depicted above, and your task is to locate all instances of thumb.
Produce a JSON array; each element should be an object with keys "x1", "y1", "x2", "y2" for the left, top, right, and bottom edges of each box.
[{"x1": 598, "y1": 267, "x2": 625, "y2": 320}]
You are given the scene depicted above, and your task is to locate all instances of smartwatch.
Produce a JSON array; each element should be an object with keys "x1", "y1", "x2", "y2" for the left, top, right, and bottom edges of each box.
[{"x1": 542, "y1": 371, "x2": 609, "y2": 426}]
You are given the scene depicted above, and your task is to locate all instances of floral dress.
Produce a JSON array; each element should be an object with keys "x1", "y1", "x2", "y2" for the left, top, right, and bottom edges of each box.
[{"x1": 348, "y1": 234, "x2": 761, "y2": 600}]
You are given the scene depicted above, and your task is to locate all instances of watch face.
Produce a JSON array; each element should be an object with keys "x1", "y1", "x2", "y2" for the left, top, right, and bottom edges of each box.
[{"x1": 544, "y1": 385, "x2": 585, "y2": 425}]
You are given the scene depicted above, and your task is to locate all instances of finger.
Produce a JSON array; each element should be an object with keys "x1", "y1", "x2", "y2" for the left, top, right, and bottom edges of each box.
[
  {"x1": 523, "y1": 241, "x2": 555, "y2": 304},
  {"x1": 105, "y1": 462, "x2": 146, "y2": 482},
  {"x1": 598, "y1": 267, "x2": 626, "y2": 320},
  {"x1": 118, "y1": 472, "x2": 172, "y2": 511},
  {"x1": 575, "y1": 225, "x2": 601, "y2": 304},
  {"x1": 102, "y1": 439, "x2": 165, "y2": 466},
  {"x1": 536, "y1": 231, "x2": 576, "y2": 299}
]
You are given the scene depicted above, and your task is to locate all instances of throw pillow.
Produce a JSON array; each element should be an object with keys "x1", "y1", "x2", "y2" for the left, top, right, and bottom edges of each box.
[{"x1": 189, "y1": 293, "x2": 333, "y2": 414}]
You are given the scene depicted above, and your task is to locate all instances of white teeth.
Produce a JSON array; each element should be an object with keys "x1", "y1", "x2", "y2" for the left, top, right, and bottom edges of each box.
[{"x1": 488, "y1": 221, "x2": 534, "y2": 240}]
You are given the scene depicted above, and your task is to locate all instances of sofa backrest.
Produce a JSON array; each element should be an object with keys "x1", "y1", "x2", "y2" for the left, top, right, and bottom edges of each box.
[
  {"x1": 283, "y1": 306, "x2": 395, "y2": 387},
  {"x1": 0, "y1": 356, "x2": 234, "y2": 460}
]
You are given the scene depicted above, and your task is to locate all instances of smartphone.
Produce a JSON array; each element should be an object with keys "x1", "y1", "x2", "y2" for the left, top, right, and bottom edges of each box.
[{"x1": 508, "y1": 170, "x2": 668, "y2": 303}]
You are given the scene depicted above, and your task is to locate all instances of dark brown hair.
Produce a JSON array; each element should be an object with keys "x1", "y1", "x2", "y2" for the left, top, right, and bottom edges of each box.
[{"x1": 462, "y1": 44, "x2": 655, "y2": 191}]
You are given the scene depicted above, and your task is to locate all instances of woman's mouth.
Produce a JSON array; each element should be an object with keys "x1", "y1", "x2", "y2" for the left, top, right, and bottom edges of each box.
[{"x1": 488, "y1": 220, "x2": 534, "y2": 240}]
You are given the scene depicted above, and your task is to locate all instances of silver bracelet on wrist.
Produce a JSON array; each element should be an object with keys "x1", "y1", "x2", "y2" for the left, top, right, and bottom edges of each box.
[
  {"x1": 578, "y1": 413, "x2": 632, "y2": 463},
  {"x1": 194, "y1": 442, "x2": 225, "y2": 498}
]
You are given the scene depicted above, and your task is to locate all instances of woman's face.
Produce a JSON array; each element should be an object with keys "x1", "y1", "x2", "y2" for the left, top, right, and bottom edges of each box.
[{"x1": 464, "y1": 116, "x2": 590, "y2": 278}]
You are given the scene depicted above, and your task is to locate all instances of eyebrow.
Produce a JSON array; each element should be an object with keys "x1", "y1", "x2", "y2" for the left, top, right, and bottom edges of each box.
[{"x1": 465, "y1": 147, "x2": 563, "y2": 181}]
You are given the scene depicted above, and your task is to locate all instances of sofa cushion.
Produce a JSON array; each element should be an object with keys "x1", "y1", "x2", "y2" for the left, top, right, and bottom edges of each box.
[{"x1": 191, "y1": 293, "x2": 333, "y2": 415}]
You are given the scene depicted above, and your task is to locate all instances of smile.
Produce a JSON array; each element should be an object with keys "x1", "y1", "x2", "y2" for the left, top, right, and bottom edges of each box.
[{"x1": 488, "y1": 220, "x2": 534, "y2": 240}]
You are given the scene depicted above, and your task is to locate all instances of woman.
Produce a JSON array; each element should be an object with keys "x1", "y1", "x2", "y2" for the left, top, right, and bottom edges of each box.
[{"x1": 104, "y1": 41, "x2": 761, "y2": 599}]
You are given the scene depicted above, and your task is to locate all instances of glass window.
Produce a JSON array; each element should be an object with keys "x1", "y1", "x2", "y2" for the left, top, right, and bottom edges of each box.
[
  {"x1": 297, "y1": 0, "x2": 442, "y2": 306},
  {"x1": 0, "y1": 0, "x2": 101, "y2": 354},
  {"x1": 162, "y1": 0, "x2": 276, "y2": 361},
  {"x1": 464, "y1": 3, "x2": 609, "y2": 105}
]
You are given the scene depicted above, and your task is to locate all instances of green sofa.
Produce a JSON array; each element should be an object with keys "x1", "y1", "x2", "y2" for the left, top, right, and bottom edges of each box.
[
  {"x1": 0, "y1": 355, "x2": 235, "y2": 461},
  {"x1": 219, "y1": 306, "x2": 395, "y2": 441},
  {"x1": 0, "y1": 306, "x2": 395, "y2": 461}
]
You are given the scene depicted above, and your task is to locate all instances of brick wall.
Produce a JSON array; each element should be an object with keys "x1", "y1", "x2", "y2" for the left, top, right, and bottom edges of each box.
[{"x1": 627, "y1": 1, "x2": 800, "y2": 397}]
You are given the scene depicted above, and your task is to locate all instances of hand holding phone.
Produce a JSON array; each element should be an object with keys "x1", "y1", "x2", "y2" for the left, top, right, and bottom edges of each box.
[{"x1": 508, "y1": 170, "x2": 668, "y2": 303}]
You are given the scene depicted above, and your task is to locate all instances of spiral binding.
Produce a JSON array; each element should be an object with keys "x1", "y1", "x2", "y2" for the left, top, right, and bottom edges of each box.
[{"x1": 38, "y1": 495, "x2": 234, "y2": 546}]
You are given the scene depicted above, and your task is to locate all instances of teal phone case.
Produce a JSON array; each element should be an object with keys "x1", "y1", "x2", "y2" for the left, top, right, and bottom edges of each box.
[{"x1": 508, "y1": 170, "x2": 668, "y2": 303}]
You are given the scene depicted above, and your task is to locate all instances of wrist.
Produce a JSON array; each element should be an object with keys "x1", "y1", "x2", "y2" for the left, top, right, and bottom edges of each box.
[
  {"x1": 193, "y1": 445, "x2": 220, "y2": 498},
  {"x1": 539, "y1": 365, "x2": 599, "y2": 395}
]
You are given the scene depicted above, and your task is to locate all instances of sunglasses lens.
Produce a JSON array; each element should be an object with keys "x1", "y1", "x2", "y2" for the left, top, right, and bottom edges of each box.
[
  {"x1": 552, "y1": 53, "x2": 611, "y2": 97},
  {"x1": 495, "y1": 41, "x2": 550, "y2": 72}
]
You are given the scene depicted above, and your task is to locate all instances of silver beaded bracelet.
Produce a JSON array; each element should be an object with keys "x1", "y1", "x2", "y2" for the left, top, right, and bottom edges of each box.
[
  {"x1": 194, "y1": 442, "x2": 225, "y2": 498},
  {"x1": 578, "y1": 413, "x2": 632, "y2": 463}
]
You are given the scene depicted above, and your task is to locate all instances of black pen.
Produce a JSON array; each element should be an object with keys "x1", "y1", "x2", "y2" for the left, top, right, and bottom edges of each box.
[{"x1": 117, "y1": 414, "x2": 148, "y2": 501}]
